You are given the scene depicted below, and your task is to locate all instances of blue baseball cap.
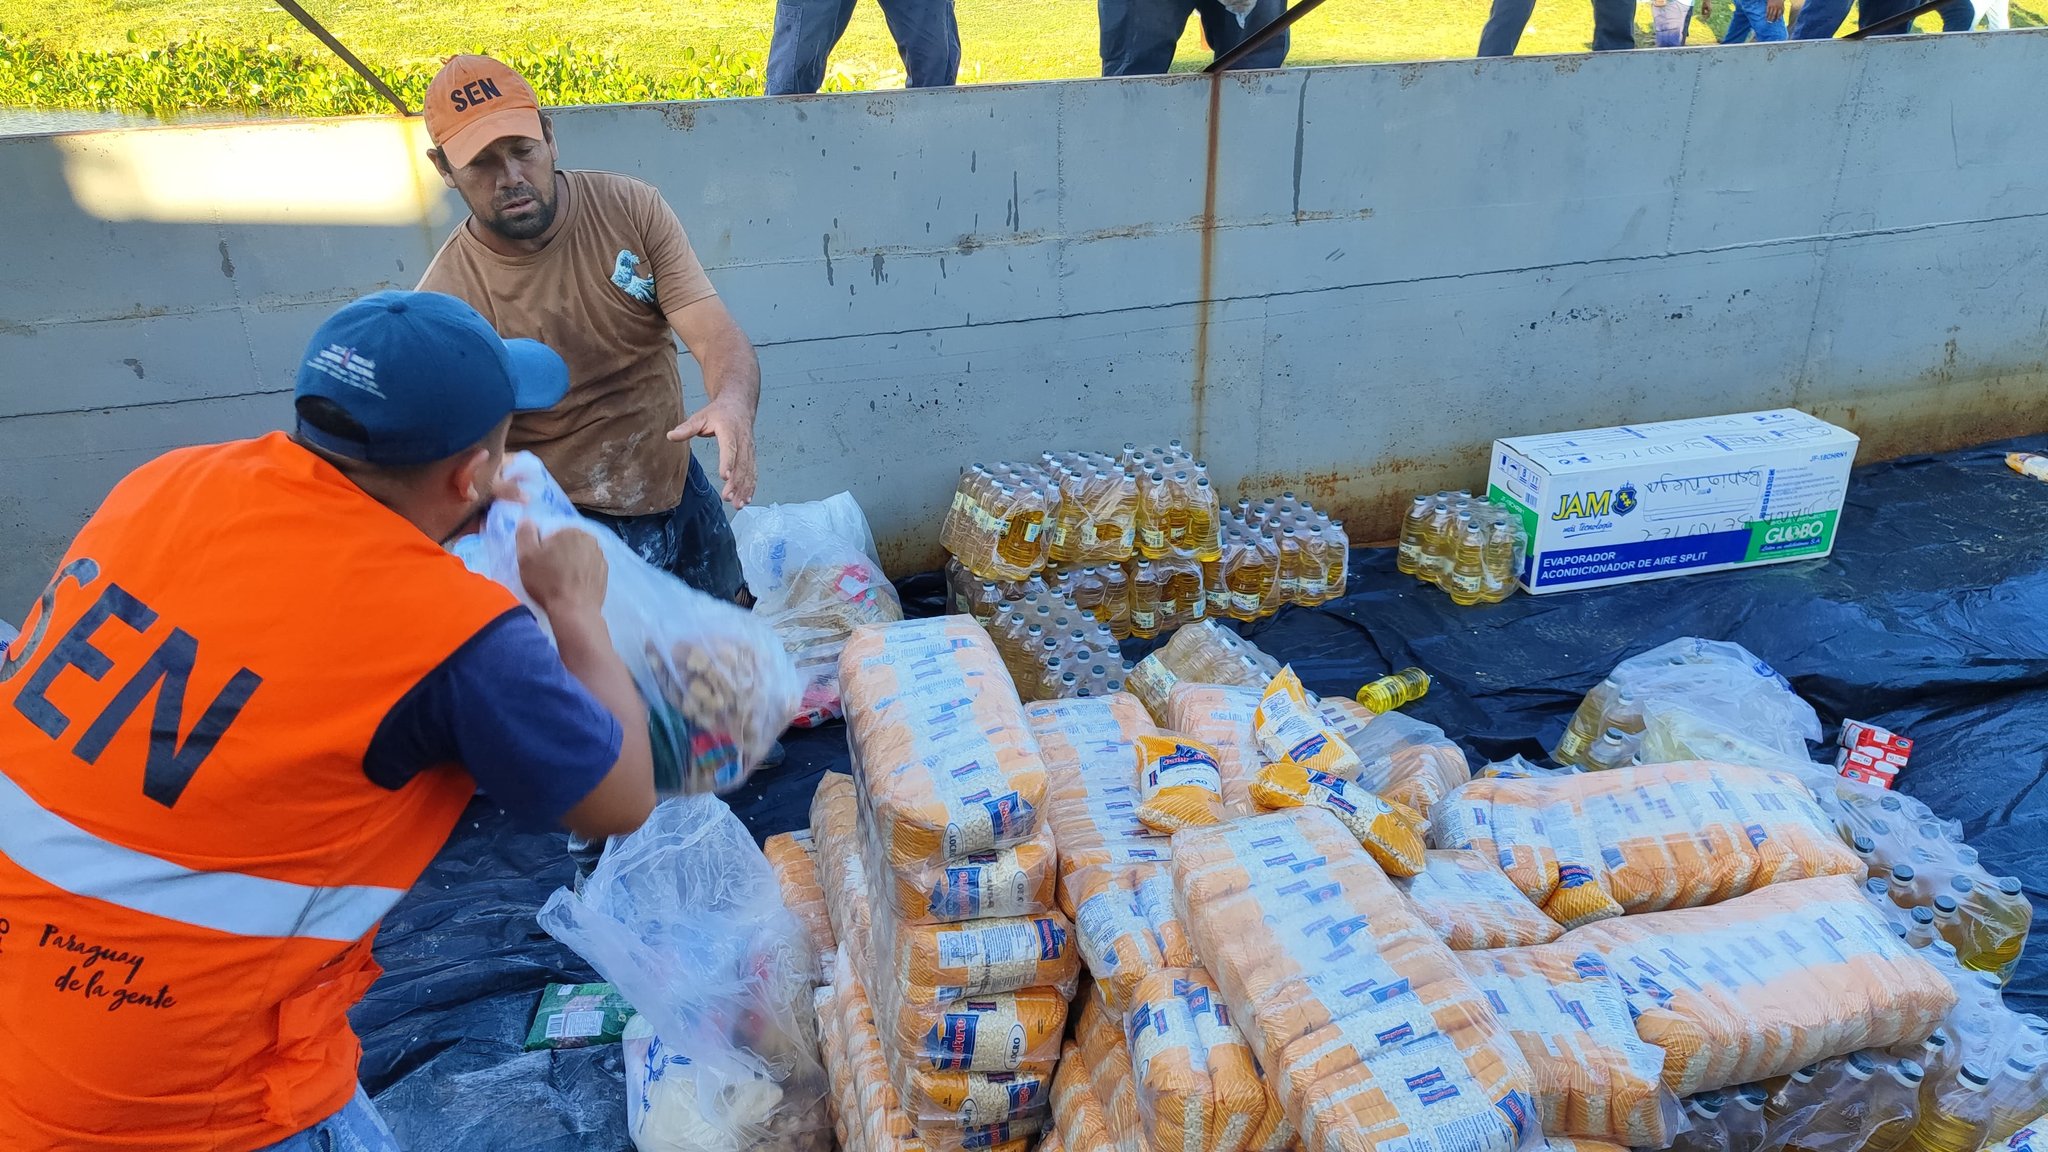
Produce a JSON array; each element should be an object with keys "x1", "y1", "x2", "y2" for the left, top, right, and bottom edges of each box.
[{"x1": 294, "y1": 290, "x2": 569, "y2": 466}]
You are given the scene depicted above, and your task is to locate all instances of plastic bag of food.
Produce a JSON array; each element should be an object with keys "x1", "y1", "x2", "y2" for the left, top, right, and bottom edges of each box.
[
  {"x1": 874, "y1": 986, "x2": 1069, "y2": 1074},
  {"x1": 1076, "y1": 988, "x2": 1152, "y2": 1152},
  {"x1": 1161, "y1": 684, "x2": 1264, "y2": 817},
  {"x1": 1456, "y1": 948, "x2": 1678, "y2": 1146},
  {"x1": 1171, "y1": 810, "x2": 1541, "y2": 1152},
  {"x1": 733, "y1": 492, "x2": 903, "y2": 729},
  {"x1": 1124, "y1": 969, "x2": 1268, "y2": 1152},
  {"x1": 873, "y1": 909, "x2": 1082, "y2": 1006},
  {"x1": 1555, "y1": 874, "x2": 1957, "y2": 1096},
  {"x1": 840, "y1": 618, "x2": 1048, "y2": 874},
  {"x1": 540, "y1": 796, "x2": 828, "y2": 1152},
  {"x1": 465, "y1": 452, "x2": 801, "y2": 794},
  {"x1": 1051, "y1": 1045, "x2": 1118, "y2": 1152},
  {"x1": 765, "y1": 830, "x2": 837, "y2": 984},
  {"x1": 1246, "y1": 762, "x2": 1427, "y2": 878},
  {"x1": 1252, "y1": 668, "x2": 1362, "y2": 780},
  {"x1": 1431, "y1": 760, "x2": 1864, "y2": 929},
  {"x1": 1398, "y1": 850, "x2": 1561, "y2": 950},
  {"x1": 809, "y1": 774, "x2": 874, "y2": 974},
  {"x1": 1136, "y1": 735, "x2": 1229, "y2": 834},
  {"x1": 1592, "y1": 637, "x2": 1822, "y2": 761},
  {"x1": 1028, "y1": 695, "x2": 1170, "y2": 917},
  {"x1": 1476, "y1": 756, "x2": 1580, "y2": 782},
  {"x1": 1127, "y1": 622, "x2": 1278, "y2": 721},
  {"x1": 1073, "y1": 864, "x2": 1195, "y2": 1017},
  {"x1": 1315, "y1": 703, "x2": 1471, "y2": 821},
  {"x1": 865, "y1": 820, "x2": 1059, "y2": 926}
]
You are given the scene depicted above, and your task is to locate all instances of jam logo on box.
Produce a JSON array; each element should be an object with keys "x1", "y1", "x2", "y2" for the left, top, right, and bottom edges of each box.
[{"x1": 1550, "y1": 482, "x2": 1637, "y2": 521}]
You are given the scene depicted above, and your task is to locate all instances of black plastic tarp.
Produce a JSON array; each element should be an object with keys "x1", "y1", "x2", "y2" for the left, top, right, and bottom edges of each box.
[{"x1": 359, "y1": 434, "x2": 2048, "y2": 1151}]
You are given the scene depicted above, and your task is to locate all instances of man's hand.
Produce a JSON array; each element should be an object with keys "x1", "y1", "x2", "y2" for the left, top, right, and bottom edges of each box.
[
  {"x1": 667, "y1": 397, "x2": 758, "y2": 508},
  {"x1": 517, "y1": 521, "x2": 608, "y2": 621},
  {"x1": 1766, "y1": 0, "x2": 1783, "y2": 20}
]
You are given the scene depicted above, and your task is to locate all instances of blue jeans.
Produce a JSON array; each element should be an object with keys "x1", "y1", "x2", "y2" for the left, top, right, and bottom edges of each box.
[
  {"x1": 1793, "y1": 0, "x2": 1976, "y2": 38},
  {"x1": 257, "y1": 1087, "x2": 402, "y2": 1152},
  {"x1": 1722, "y1": 0, "x2": 1789, "y2": 41},
  {"x1": 1097, "y1": 0, "x2": 1290, "y2": 77},
  {"x1": 766, "y1": 0, "x2": 960, "y2": 95},
  {"x1": 579, "y1": 455, "x2": 746, "y2": 604},
  {"x1": 1478, "y1": 0, "x2": 1637, "y2": 55}
]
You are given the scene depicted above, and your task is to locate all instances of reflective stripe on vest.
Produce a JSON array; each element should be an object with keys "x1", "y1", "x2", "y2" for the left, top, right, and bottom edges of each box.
[{"x1": 0, "y1": 771, "x2": 405, "y2": 943}]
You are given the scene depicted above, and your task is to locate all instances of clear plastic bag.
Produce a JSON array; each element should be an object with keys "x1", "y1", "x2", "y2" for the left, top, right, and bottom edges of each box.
[
  {"x1": 462, "y1": 452, "x2": 801, "y2": 794},
  {"x1": 1316, "y1": 703, "x2": 1472, "y2": 821},
  {"x1": 540, "y1": 796, "x2": 829, "y2": 1152},
  {"x1": 1605, "y1": 638, "x2": 1821, "y2": 759},
  {"x1": 733, "y1": 493, "x2": 903, "y2": 729}
]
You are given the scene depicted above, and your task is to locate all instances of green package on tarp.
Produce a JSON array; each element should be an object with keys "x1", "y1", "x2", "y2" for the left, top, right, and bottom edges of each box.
[{"x1": 524, "y1": 982, "x2": 635, "y2": 1051}]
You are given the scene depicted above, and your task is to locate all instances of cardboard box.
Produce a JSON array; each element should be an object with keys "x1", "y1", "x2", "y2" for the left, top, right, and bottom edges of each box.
[{"x1": 1487, "y1": 409, "x2": 1859, "y2": 594}]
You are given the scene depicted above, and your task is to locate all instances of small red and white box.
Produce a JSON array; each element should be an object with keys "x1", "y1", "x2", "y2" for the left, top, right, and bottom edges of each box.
[{"x1": 1837, "y1": 720, "x2": 1912, "y2": 788}]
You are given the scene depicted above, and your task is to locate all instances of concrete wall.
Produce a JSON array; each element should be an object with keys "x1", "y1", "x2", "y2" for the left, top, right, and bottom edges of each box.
[{"x1": 4, "y1": 31, "x2": 2047, "y2": 611}]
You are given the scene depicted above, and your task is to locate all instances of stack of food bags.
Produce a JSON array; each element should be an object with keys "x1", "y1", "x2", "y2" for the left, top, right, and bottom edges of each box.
[{"x1": 839, "y1": 618, "x2": 1081, "y2": 1151}]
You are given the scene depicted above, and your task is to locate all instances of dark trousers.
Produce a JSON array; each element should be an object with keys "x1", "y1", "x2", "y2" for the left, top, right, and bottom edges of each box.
[
  {"x1": 766, "y1": 0, "x2": 961, "y2": 95},
  {"x1": 1098, "y1": 0, "x2": 1291, "y2": 77},
  {"x1": 579, "y1": 454, "x2": 745, "y2": 604},
  {"x1": 1479, "y1": 0, "x2": 1638, "y2": 55}
]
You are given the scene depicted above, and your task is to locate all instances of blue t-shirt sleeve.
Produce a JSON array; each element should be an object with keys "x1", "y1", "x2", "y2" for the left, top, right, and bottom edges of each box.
[{"x1": 365, "y1": 608, "x2": 623, "y2": 829}]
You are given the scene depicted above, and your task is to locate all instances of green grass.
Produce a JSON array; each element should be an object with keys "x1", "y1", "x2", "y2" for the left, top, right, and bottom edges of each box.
[{"x1": 2, "y1": 0, "x2": 2042, "y2": 105}]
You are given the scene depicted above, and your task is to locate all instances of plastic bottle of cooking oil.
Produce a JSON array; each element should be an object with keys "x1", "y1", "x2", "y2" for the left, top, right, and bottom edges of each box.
[
  {"x1": 1864, "y1": 1059, "x2": 1928, "y2": 1152},
  {"x1": 1137, "y1": 471, "x2": 1172, "y2": 560},
  {"x1": 1225, "y1": 527, "x2": 1271, "y2": 621},
  {"x1": 1272, "y1": 520, "x2": 1304, "y2": 607},
  {"x1": 1721, "y1": 1084, "x2": 1769, "y2": 1152},
  {"x1": 1584, "y1": 727, "x2": 1636, "y2": 772},
  {"x1": 1322, "y1": 516, "x2": 1349, "y2": 601},
  {"x1": 1447, "y1": 522, "x2": 1487, "y2": 606},
  {"x1": 1666, "y1": 1091, "x2": 1726, "y2": 1152},
  {"x1": 1101, "y1": 562, "x2": 1131, "y2": 638},
  {"x1": 1298, "y1": 523, "x2": 1332, "y2": 606},
  {"x1": 1554, "y1": 676, "x2": 1621, "y2": 766},
  {"x1": 1356, "y1": 668, "x2": 1430, "y2": 714},
  {"x1": 1778, "y1": 1057, "x2": 1865, "y2": 1151},
  {"x1": 1397, "y1": 495, "x2": 1431, "y2": 576},
  {"x1": 1987, "y1": 1055, "x2": 2045, "y2": 1142},
  {"x1": 1960, "y1": 875, "x2": 2031, "y2": 980},
  {"x1": 1129, "y1": 561, "x2": 1161, "y2": 639},
  {"x1": 1479, "y1": 514, "x2": 1520, "y2": 604},
  {"x1": 1418, "y1": 495, "x2": 1456, "y2": 583},
  {"x1": 1904, "y1": 1062, "x2": 1995, "y2": 1152},
  {"x1": 1187, "y1": 474, "x2": 1222, "y2": 562}
]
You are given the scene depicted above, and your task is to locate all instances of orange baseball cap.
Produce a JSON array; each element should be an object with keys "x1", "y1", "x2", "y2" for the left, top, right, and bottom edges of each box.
[{"x1": 424, "y1": 55, "x2": 546, "y2": 168}]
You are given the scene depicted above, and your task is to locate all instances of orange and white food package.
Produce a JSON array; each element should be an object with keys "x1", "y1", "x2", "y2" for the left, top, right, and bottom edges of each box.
[
  {"x1": 1028, "y1": 694, "x2": 1170, "y2": 918},
  {"x1": 1136, "y1": 735, "x2": 1230, "y2": 835},
  {"x1": 864, "y1": 821, "x2": 1060, "y2": 926},
  {"x1": 1431, "y1": 760, "x2": 1865, "y2": 929},
  {"x1": 1316, "y1": 701, "x2": 1471, "y2": 822},
  {"x1": 811, "y1": 772, "x2": 875, "y2": 973},
  {"x1": 1123, "y1": 969, "x2": 1270, "y2": 1152},
  {"x1": 870, "y1": 986, "x2": 1069, "y2": 1075},
  {"x1": 1555, "y1": 874, "x2": 1957, "y2": 1096},
  {"x1": 1246, "y1": 762, "x2": 1427, "y2": 878},
  {"x1": 1171, "y1": 809, "x2": 1541, "y2": 1152},
  {"x1": 1456, "y1": 947, "x2": 1678, "y2": 1146},
  {"x1": 839, "y1": 618, "x2": 1049, "y2": 878},
  {"x1": 1251, "y1": 668, "x2": 1362, "y2": 781},
  {"x1": 1073, "y1": 865, "x2": 1195, "y2": 1017},
  {"x1": 1076, "y1": 988, "x2": 1152, "y2": 1152},
  {"x1": 819, "y1": 951, "x2": 931, "y2": 1152},
  {"x1": 765, "y1": 829, "x2": 838, "y2": 983},
  {"x1": 1398, "y1": 850, "x2": 1560, "y2": 951},
  {"x1": 872, "y1": 909, "x2": 1082, "y2": 1007},
  {"x1": 1160, "y1": 684, "x2": 1263, "y2": 817},
  {"x1": 1539, "y1": 1140, "x2": 1629, "y2": 1152},
  {"x1": 1052, "y1": 1045, "x2": 1119, "y2": 1152}
]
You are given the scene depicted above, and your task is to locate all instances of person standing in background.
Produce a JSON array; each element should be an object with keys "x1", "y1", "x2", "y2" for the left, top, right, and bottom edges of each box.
[
  {"x1": 767, "y1": 0, "x2": 960, "y2": 94},
  {"x1": 1098, "y1": 0, "x2": 1289, "y2": 76},
  {"x1": 1649, "y1": 0, "x2": 1706, "y2": 46},
  {"x1": 1479, "y1": 0, "x2": 1637, "y2": 56},
  {"x1": 1721, "y1": 0, "x2": 1788, "y2": 41}
]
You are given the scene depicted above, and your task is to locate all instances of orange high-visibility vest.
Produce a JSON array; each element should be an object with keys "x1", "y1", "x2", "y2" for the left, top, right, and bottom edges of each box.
[{"x1": 0, "y1": 432, "x2": 524, "y2": 1151}]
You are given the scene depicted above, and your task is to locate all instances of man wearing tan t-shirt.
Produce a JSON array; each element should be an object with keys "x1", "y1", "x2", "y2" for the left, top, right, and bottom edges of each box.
[{"x1": 416, "y1": 55, "x2": 758, "y2": 603}]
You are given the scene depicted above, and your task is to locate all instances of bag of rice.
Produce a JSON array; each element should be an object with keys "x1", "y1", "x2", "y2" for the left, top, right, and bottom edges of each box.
[
  {"x1": 1028, "y1": 695, "x2": 1170, "y2": 919},
  {"x1": 1252, "y1": 668, "x2": 1362, "y2": 781},
  {"x1": 1246, "y1": 762, "x2": 1427, "y2": 878},
  {"x1": 1123, "y1": 969, "x2": 1268, "y2": 1152},
  {"x1": 1160, "y1": 684, "x2": 1263, "y2": 817},
  {"x1": 1398, "y1": 850, "x2": 1560, "y2": 951},
  {"x1": 1136, "y1": 735, "x2": 1230, "y2": 834}
]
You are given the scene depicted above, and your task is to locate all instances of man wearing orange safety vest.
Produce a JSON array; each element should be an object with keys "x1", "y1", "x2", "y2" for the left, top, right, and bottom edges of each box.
[{"x1": 0, "y1": 290, "x2": 658, "y2": 1150}]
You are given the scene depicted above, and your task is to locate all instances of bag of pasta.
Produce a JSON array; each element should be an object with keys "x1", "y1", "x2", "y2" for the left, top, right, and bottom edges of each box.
[
  {"x1": 465, "y1": 452, "x2": 801, "y2": 795},
  {"x1": 1136, "y1": 734, "x2": 1229, "y2": 834},
  {"x1": 1251, "y1": 668, "x2": 1360, "y2": 780}
]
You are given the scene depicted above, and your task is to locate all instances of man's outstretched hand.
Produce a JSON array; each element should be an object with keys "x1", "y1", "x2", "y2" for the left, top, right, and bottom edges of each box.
[{"x1": 667, "y1": 397, "x2": 758, "y2": 509}]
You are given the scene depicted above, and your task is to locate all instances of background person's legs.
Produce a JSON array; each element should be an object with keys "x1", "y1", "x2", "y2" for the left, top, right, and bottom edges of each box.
[
  {"x1": 1477, "y1": 0, "x2": 1539, "y2": 56},
  {"x1": 767, "y1": 0, "x2": 861, "y2": 94},
  {"x1": 1858, "y1": 0, "x2": 1923, "y2": 33},
  {"x1": 1098, "y1": 0, "x2": 1200, "y2": 75},
  {"x1": 1790, "y1": 0, "x2": 1852, "y2": 37},
  {"x1": 877, "y1": 0, "x2": 962, "y2": 85},
  {"x1": 1196, "y1": 0, "x2": 1289, "y2": 68},
  {"x1": 1937, "y1": 0, "x2": 1978, "y2": 28},
  {"x1": 1590, "y1": 0, "x2": 1639, "y2": 48}
]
